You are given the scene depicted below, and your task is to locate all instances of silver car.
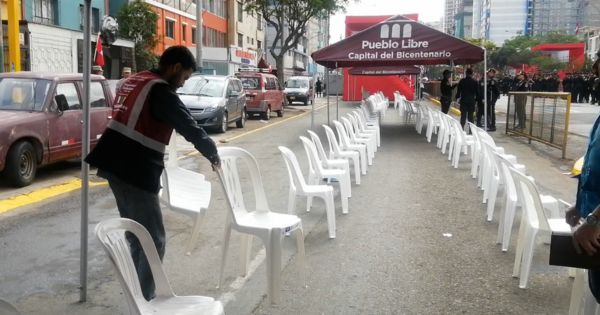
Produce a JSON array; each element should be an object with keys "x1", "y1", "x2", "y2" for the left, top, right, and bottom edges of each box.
[{"x1": 177, "y1": 75, "x2": 247, "y2": 133}]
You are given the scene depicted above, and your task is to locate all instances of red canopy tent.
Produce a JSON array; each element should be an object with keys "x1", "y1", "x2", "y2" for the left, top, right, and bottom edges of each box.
[{"x1": 312, "y1": 15, "x2": 484, "y2": 68}]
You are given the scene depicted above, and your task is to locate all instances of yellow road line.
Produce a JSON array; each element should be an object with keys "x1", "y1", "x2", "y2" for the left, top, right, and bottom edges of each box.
[
  {"x1": 0, "y1": 104, "x2": 327, "y2": 213},
  {"x1": 0, "y1": 179, "x2": 107, "y2": 214},
  {"x1": 427, "y1": 96, "x2": 461, "y2": 116}
]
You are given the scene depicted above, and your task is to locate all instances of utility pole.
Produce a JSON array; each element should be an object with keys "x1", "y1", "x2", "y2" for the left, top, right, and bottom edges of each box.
[
  {"x1": 196, "y1": 0, "x2": 203, "y2": 72},
  {"x1": 7, "y1": 0, "x2": 20, "y2": 71},
  {"x1": 0, "y1": 8, "x2": 5, "y2": 72}
]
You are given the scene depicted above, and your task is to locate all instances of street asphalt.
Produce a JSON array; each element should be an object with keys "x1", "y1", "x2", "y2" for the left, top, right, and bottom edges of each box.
[{"x1": 0, "y1": 96, "x2": 595, "y2": 314}]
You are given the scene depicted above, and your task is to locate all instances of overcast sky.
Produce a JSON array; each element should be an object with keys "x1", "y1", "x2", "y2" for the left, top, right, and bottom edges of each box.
[{"x1": 330, "y1": 0, "x2": 444, "y2": 43}]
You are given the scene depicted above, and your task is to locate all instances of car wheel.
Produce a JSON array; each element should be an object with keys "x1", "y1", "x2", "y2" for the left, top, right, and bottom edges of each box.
[
  {"x1": 276, "y1": 103, "x2": 284, "y2": 117},
  {"x1": 5, "y1": 141, "x2": 37, "y2": 187},
  {"x1": 236, "y1": 108, "x2": 246, "y2": 128},
  {"x1": 303, "y1": 98, "x2": 308, "y2": 105},
  {"x1": 262, "y1": 106, "x2": 271, "y2": 120},
  {"x1": 218, "y1": 112, "x2": 228, "y2": 133}
]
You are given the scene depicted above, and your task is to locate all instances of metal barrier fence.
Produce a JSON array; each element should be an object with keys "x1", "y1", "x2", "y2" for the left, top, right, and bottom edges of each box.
[{"x1": 505, "y1": 92, "x2": 572, "y2": 159}]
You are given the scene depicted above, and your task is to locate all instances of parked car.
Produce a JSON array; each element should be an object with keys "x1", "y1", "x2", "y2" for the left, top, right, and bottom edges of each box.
[
  {"x1": 284, "y1": 76, "x2": 315, "y2": 105},
  {"x1": 177, "y1": 75, "x2": 246, "y2": 133},
  {"x1": 0, "y1": 72, "x2": 113, "y2": 187},
  {"x1": 236, "y1": 70, "x2": 285, "y2": 120}
]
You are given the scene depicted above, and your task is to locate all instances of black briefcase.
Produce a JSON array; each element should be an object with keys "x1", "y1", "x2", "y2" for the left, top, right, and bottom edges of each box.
[{"x1": 549, "y1": 232, "x2": 600, "y2": 269}]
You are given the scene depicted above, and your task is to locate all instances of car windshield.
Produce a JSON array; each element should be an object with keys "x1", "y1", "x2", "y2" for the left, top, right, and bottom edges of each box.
[
  {"x1": 287, "y1": 79, "x2": 308, "y2": 89},
  {"x1": 177, "y1": 77, "x2": 224, "y2": 97},
  {"x1": 0, "y1": 78, "x2": 51, "y2": 111},
  {"x1": 240, "y1": 77, "x2": 260, "y2": 90}
]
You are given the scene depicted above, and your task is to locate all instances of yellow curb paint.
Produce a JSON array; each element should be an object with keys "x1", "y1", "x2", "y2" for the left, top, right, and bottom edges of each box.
[
  {"x1": 427, "y1": 96, "x2": 461, "y2": 116},
  {"x1": 0, "y1": 179, "x2": 107, "y2": 214}
]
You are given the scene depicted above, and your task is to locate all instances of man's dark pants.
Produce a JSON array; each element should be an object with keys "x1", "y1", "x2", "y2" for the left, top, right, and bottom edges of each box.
[
  {"x1": 107, "y1": 174, "x2": 165, "y2": 301},
  {"x1": 440, "y1": 96, "x2": 451, "y2": 114},
  {"x1": 476, "y1": 100, "x2": 485, "y2": 126},
  {"x1": 460, "y1": 102, "x2": 475, "y2": 128}
]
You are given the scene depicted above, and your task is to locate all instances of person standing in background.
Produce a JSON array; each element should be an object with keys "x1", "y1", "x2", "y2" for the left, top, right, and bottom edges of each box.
[
  {"x1": 440, "y1": 70, "x2": 456, "y2": 114},
  {"x1": 513, "y1": 72, "x2": 529, "y2": 130},
  {"x1": 455, "y1": 68, "x2": 479, "y2": 128}
]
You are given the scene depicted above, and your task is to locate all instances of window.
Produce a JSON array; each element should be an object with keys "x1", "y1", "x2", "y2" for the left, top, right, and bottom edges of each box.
[
  {"x1": 252, "y1": 38, "x2": 254, "y2": 45},
  {"x1": 257, "y1": 40, "x2": 262, "y2": 49},
  {"x1": 203, "y1": 27, "x2": 226, "y2": 47},
  {"x1": 165, "y1": 19, "x2": 175, "y2": 39},
  {"x1": 238, "y1": 33, "x2": 243, "y2": 48},
  {"x1": 90, "y1": 82, "x2": 107, "y2": 108},
  {"x1": 80, "y1": 6, "x2": 100, "y2": 33},
  {"x1": 266, "y1": 78, "x2": 276, "y2": 90},
  {"x1": 182, "y1": 24, "x2": 187, "y2": 42},
  {"x1": 33, "y1": 0, "x2": 57, "y2": 25},
  {"x1": 237, "y1": 1, "x2": 243, "y2": 22},
  {"x1": 247, "y1": 36, "x2": 250, "y2": 44},
  {"x1": 192, "y1": 27, "x2": 196, "y2": 44},
  {"x1": 257, "y1": 14, "x2": 263, "y2": 30},
  {"x1": 55, "y1": 83, "x2": 81, "y2": 111}
]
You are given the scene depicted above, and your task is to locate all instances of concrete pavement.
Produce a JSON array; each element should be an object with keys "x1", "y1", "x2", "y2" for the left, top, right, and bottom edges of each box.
[{"x1": 0, "y1": 97, "x2": 586, "y2": 314}]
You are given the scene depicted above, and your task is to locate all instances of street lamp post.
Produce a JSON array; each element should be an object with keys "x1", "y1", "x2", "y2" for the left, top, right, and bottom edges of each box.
[{"x1": 196, "y1": 0, "x2": 203, "y2": 71}]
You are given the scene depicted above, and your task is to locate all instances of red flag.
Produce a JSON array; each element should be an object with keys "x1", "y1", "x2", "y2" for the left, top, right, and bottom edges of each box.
[{"x1": 95, "y1": 34, "x2": 105, "y2": 66}]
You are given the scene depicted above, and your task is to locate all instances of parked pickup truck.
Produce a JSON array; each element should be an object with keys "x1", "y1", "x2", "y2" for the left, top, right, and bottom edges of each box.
[{"x1": 0, "y1": 72, "x2": 113, "y2": 187}]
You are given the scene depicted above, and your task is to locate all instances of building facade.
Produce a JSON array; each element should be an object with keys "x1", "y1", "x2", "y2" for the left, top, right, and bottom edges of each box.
[
  {"x1": 227, "y1": 0, "x2": 264, "y2": 72},
  {"x1": 265, "y1": 21, "x2": 310, "y2": 80},
  {"x1": 443, "y1": 0, "x2": 458, "y2": 34},
  {"x1": 531, "y1": 0, "x2": 579, "y2": 36}
]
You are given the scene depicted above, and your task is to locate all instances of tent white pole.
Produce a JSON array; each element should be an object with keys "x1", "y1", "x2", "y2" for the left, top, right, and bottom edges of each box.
[
  {"x1": 327, "y1": 67, "x2": 330, "y2": 124},
  {"x1": 336, "y1": 63, "x2": 339, "y2": 119},
  {"x1": 484, "y1": 47, "x2": 488, "y2": 131},
  {"x1": 80, "y1": 0, "x2": 92, "y2": 303}
]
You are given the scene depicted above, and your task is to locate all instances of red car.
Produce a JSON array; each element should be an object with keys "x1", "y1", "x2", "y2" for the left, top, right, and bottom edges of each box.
[
  {"x1": 0, "y1": 72, "x2": 113, "y2": 187},
  {"x1": 236, "y1": 71, "x2": 285, "y2": 120}
]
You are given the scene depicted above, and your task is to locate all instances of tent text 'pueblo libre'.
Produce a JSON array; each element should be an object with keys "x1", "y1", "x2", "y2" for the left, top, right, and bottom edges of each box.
[{"x1": 312, "y1": 15, "x2": 484, "y2": 68}]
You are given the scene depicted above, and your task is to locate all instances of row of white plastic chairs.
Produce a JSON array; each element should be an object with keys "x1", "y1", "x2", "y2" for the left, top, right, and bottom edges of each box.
[
  {"x1": 406, "y1": 97, "x2": 598, "y2": 314},
  {"x1": 92, "y1": 99, "x2": 385, "y2": 313}
]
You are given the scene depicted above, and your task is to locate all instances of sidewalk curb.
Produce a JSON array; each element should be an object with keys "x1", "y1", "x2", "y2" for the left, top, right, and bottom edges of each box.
[{"x1": 426, "y1": 96, "x2": 461, "y2": 116}]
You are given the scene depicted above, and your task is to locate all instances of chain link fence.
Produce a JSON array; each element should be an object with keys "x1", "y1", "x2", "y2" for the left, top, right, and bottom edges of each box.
[{"x1": 506, "y1": 92, "x2": 572, "y2": 158}]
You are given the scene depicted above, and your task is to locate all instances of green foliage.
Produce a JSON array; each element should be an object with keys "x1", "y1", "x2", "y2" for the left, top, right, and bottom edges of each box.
[
  {"x1": 488, "y1": 32, "x2": 582, "y2": 71},
  {"x1": 117, "y1": 0, "x2": 159, "y2": 71},
  {"x1": 243, "y1": 0, "x2": 350, "y2": 81}
]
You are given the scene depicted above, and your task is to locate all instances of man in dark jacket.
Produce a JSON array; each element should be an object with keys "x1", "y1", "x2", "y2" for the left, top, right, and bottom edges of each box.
[
  {"x1": 86, "y1": 46, "x2": 220, "y2": 301},
  {"x1": 455, "y1": 68, "x2": 480, "y2": 128}
]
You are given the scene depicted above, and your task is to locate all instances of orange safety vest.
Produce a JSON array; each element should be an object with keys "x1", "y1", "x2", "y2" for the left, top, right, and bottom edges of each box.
[{"x1": 108, "y1": 71, "x2": 173, "y2": 153}]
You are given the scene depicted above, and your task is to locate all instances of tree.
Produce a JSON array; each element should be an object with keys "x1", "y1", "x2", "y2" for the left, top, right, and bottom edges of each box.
[
  {"x1": 243, "y1": 0, "x2": 350, "y2": 83},
  {"x1": 117, "y1": 0, "x2": 159, "y2": 71}
]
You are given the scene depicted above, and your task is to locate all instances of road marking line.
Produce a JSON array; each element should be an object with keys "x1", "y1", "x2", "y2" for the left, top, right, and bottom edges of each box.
[
  {"x1": 217, "y1": 248, "x2": 266, "y2": 306},
  {"x1": 0, "y1": 179, "x2": 107, "y2": 214}
]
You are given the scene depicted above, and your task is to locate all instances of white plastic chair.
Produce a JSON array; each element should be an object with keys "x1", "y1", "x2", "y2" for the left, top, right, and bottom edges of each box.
[
  {"x1": 426, "y1": 108, "x2": 441, "y2": 143},
  {"x1": 341, "y1": 117, "x2": 375, "y2": 163},
  {"x1": 447, "y1": 118, "x2": 474, "y2": 168},
  {"x1": 415, "y1": 104, "x2": 428, "y2": 134},
  {"x1": 95, "y1": 218, "x2": 224, "y2": 315},
  {"x1": 509, "y1": 167, "x2": 571, "y2": 289},
  {"x1": 279, "y1": 146, "x2": 337, "y2": 238},
  {"x1": 333, "y1": 120, "x2": 371, "y2": 166},
  {"x1": 300, "y1": 136, "x2": 351, "y2": 214},
  {"x1": 437, "y1": 113, "x2": 451, "y2": 151},
  {"x1": 569, "y1": 269, "x2": 600, "y2": 315},
  {"x1": 0, "y1": 300, "x2": 21, "y2": 315},
  {"x1": 323, "y1": 124, "x2": 365, "y2": 176},
  {"x1": 307, "y1": 130, "x2": 357, "y2": 185},
  {"x1": 216, "y1": 146, "x2": 305, "y2": 304},
  {"x1": 347, "y1": 113, "x2": 378, "y2": 153},
  {"x1": 352, "y1": 110, "x2": 380, "y2": 147},
  {"x1": 160, "y1": 134, "x2": 211, "y2": 255}
]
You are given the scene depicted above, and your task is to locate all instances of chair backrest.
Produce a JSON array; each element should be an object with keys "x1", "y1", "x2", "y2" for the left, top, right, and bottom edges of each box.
[
  {"x1": 347, "y1": 114, "x2": 363, "y2": 134},
  {"x1": 300, "y1": 136, "x2": 325, "y2": 177},
  {"x1": 323, "y1": 124, "x2": 342, "y2": 155},
  {"x1": 0, "y1": 300, "x2": 21, "y2": 315},
  {"x1": 333, "y1": 120, "x2": 352, "y2": 147},
  {"x1": 340, "y1": 117, "x2": 357, "y2": 141},
  {"x1": 217, "y1": 147, "x2": 270, "y2": 225},
  {"x1": 493, "y1": 151, "x2": 518, "y2": 202},
  {"x1": 352, "y1": 111, "x2": 369, "y2": 131},
  {"x1": 509, "y1": 167, "x2": 550, "y2": 231},
  {"x1": 166, "y1": 132, "x2": 179, "y2": 168},
  {"x1": 307, "y1": 130, "x2": 329, "y2": 163},
  {"x1": 95, "y1": 218, "x2": 174, "y2": 314},
  {"x1": 481, "y1": 141, "x2": 500, "y2": 177},
  {"x1": 278, "y1": 146, "x2": 308, "y2": 192}
]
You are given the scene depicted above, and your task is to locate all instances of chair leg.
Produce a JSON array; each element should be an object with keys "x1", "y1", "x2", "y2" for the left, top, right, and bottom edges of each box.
[
  {"x1": 502, "y1": 200, "x2": 518, "y2": 252},
  {"x1": 352, "y1": 156, "x2": 361, "y2": 185},
  {"x1": 288, "y1": 188, "x2": 297, "y2": 214},
  {"x1": 323, "y1": 191, "x2": 336, "y2": 238},
  {"x1": 185, "y1": 209, "x2": 207, "y2": 255},
  {"x1": 218, "y1": 223, "x2": 232, "y2": 289},
  {"x1": 359, "y1": 152, "x2": 367, "y2": 175},
  {"x1": 265, "y1": 230, "x2": 283, "y2": 305},
  {"x1": 486, "y1": 180, "x2": 499, "y2": 222},
  {"x1": 569, "y1": 269, "x2": 586, "y2": 315},
  {"x1": 240, "y1": 234, "x2": 253, "y2": 276},
  {"x1": 513, "y1": 218, "x2": 528, "y2": 277},
  {"x1": 519, "y1": 228, "x2": 538, "y2": 289},
  {"x1": 295, "y1": 227, "x2": 306, "y2": 289}
]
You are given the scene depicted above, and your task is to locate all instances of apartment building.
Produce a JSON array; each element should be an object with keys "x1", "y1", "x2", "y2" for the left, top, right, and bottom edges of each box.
[{"x1": 228, "y1": 0, "x2": 264, "y2": 71}]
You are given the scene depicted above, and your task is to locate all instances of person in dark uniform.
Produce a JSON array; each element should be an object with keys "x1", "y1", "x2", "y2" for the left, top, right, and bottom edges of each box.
[
  {"x1": 513, "y1": 72, "x2": 530, "y2": 129},
  {"x1": 440, "y1": 69, "x2": 456, "y2": 114},
  {"x1": 315, "y1": 78, "x2": 323, "y2": 97},
  {"x1": 531, "y1": 74, "x2": 544, "y2": 91},
  {"x1": 455, "y1": 68, "x2": 480, "y2": 128}
]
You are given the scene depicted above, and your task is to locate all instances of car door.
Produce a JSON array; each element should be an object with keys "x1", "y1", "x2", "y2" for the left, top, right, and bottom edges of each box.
[
  {"x1": 47, "y1": 82, "x2": 84, "y2": 162},
  {"x1": 234, "y1": 80, "x2": 245, "y2": 117},
  {"x1": 273, "y1": 77, "x2": 283, "y2": 110},
  {"x1": 225, "y1": 80, "x2": 237, "y2": 121},
  {"x1": 87, "y1": 81, "x2": 112, "y2": 146}
]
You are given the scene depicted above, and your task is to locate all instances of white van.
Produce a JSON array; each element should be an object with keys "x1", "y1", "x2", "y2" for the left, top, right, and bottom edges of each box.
[{"x1": 284, "y1": 76, "x2": 314, "y2": 105}]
